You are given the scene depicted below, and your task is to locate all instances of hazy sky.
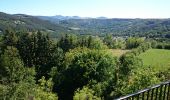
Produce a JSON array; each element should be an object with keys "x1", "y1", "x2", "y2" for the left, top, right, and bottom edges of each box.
[{"x1": 0, "y1": 0, "x2": 170, "y2": 18}]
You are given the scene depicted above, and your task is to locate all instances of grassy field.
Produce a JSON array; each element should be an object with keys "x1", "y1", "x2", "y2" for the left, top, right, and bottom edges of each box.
[
  {"x1": 109, "y1": 49, "x2": 130, "y2": 57},
  {"x1": 139, "y1": 49, "x2": 170, "y2": 71}
]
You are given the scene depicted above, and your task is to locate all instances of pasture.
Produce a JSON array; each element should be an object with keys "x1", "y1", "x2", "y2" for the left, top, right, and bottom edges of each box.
[{"x1": 139, "y1": 49, "x2": 170, "y2": 71}]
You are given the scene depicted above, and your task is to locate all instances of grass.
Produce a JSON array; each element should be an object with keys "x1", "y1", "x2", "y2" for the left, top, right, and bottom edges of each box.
[
  {"x1": 109, "y1": 49, "x2": 130, "y2": 57},
  {"x1": 139, "y1": 49, "x2": 170, "y2": 71}
]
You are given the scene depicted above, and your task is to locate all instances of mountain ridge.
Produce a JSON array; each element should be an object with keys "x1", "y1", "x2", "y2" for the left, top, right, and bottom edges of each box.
[
  {"x1": 0, "y1": 12, "x2": 170, "y2": 38},
  {"x1": 0, "y1": 12, "x2": 70, "y2": 34}
]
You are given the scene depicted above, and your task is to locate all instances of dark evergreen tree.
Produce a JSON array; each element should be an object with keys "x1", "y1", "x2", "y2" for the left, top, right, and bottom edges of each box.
[
  {"x1": 0, "y1": 46, "x2": 25, "y2": 83},
  {"x1": 1, "y1": 30, "x2": 18, "y2": 52},
  {"x1": 58, "y1": 34, "x2": 78, "y2": 52}
]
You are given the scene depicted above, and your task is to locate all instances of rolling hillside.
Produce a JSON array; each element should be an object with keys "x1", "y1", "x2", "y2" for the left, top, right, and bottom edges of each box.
[
  {"x1": 38, "y1": 15, "x2": 170, "y2": 37},
  {"x1": 0, "y1": 12, "x2": 70, "y2": 34},
  {"x1": 1, "y1": 12, "x2": 170, "y2": 38},
  {"x1": 59, "y1": 19, "x2": 170, "y2": 36}
]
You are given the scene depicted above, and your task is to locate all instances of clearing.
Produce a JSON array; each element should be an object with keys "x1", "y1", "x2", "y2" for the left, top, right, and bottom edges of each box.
[
  {"x1": 139, "y1": 49, "x2": 170, "y2": 71},
  {"x1": 109, "y1": 49, "x2": 130, "y2": 57}
]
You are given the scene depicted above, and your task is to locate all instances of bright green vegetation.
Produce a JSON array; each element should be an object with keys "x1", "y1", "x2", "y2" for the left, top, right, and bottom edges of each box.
[{"x1": 139, "y1": 49, "x2": 170, "y2": 71}]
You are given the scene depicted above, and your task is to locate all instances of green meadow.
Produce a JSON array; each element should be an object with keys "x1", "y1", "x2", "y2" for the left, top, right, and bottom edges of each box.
[{"x1": 139, "y1": 49, "x2": 170, "y2": 71}]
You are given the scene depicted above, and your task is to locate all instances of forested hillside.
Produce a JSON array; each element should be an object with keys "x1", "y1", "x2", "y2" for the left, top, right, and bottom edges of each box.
[
  {"x1": 0, "y1": 12, "x2": 70, "y2": 34},
  {"x1": 1, "y1": 12, "x2": 170, "y2": 38},
  {"x1": 39, "y1": 16, "x2": 170, "y2": 37}
]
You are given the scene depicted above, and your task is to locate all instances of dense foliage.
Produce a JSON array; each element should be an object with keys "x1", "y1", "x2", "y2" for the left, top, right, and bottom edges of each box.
[
  {"x1": 53, "y1": 47, "x2": 116, "y2": 99},
  {"x1": 0, "y1": 26, "x2": 170, "y2": 100}
]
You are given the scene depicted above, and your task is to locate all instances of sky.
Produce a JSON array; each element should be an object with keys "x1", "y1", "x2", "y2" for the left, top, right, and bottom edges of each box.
[{"x1": 0, "y1": 0, "x2": 170, "y2": 18}]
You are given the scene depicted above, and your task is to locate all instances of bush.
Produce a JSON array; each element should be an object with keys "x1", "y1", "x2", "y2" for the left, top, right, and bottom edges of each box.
[
  {"x1": 119, "y1": 52, "x2": 143, "y2": 76},
  {"x1": 112, "y1": 67, "x2": 160, "y2": 98},
  {"x1": 164, "y1": 44, "x2": 170, "y2": 49}
]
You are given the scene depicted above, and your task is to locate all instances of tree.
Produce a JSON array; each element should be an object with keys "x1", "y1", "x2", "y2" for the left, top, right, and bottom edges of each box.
[
  {"x1": 126, "y1": 37, "x2": 144, "y2": 49},
  {"x1": 82, "y1": 36, "x2": 108, "y2": 49},
  {"x1": 0, "y1": 46, "x2": 35, "y2": 99},
  {"x1": 1, "y1": 30, "x2": 18, "y2": 53},
  {"x1": 33, "y1": 76, "x2": 58, "y2": 100},
  {"x1": 0, "y1": 46, "x2": 58, "y2": 99},
  {"x1": 58, "y1": 34, "x2": 78, "y2": 52},
  {"x1": 119, "y1": 52, "x2": 143, "y2": 77},
  {"x1": 17, "y1": 32, "x2": 35, "y2": 67},
  {"x1": 53, "y1": 47, "x2": 116, "y2": 99},
  {"x1": 0, "y1": 46, "x2": 25, "y2": 83},
  {"x1": 103, "y1": 34, "x2": 113, "y2": 48},
  {"x1": 3, "y1": 30, "x2": 18, "y2": 46},
  {"x1": 112, "y1": 67, "x2": 160, "y2": 98},
  {"x1": 17, "y1": 31, "x2": 64, "y2": 79}
]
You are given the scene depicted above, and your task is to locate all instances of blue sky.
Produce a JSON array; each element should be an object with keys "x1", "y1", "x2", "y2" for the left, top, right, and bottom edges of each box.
[{"x1": 0, "y1": 0, "x2": 170, "y2": 18}]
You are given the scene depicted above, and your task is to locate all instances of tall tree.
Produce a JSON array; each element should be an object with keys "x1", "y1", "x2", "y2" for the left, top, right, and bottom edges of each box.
[
  {"x1": 0, "y1": 46, "x2": 25, "y2": 83},
  {"x1": 17, "y1": 31, "x2": 64, "y2": 79},
  {"x1": 58, "y1": 34, "x2": 78, "y2": 52},
  {"x1": 17, "y1": 32, "x2": 36, "y2": 67},
  {"x1": 1, "y1": 30, "x2": 18, "y2": 52}
]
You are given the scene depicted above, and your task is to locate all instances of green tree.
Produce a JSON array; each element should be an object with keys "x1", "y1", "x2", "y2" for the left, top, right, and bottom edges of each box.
[
  {"x1": 33, "y1": 76, "x2": 58, "y2": 100},
  {"x1": 0, "y1": 46, "x2": 36, "y2": 99},
  {"x1": 17, "y1": 31, "x2": 64, "y2": 79},
  {"x1": 84, "y1": 36, "x2": 108, "y2": 49},
  {"x1": 1, "y1": 30, "x2": 18, "y2": 54},
  {"x1": 126, "y1": 37, "x2": 144, "y2": 49},
  {"x1": 0, "y1": 46, "x2": 25, "y2": 83},
  {"x1": 119, "y1": 53, "x2": 143, "y2": 77},
  {"x1": 53, "y1": 47, "x2": 116, "y2": 99},
  {"x1": 58, "y1": 34, "x2": 78, "y2": 52},
  {"x1": 17, "y1": 32, "x2": 36, "y2": 67},
  {"x1": 103, "y1": 34, "x2": 113, "y2": 48},
  {"x1": 3, "y1": 30, "x2": 18, "y2": 47},
  {"x1": 112, "y1": 67, "x2": 160, "y2": 98},
  {"x1": 73, "y1": 86, "x2": 101, "y2": 100}
]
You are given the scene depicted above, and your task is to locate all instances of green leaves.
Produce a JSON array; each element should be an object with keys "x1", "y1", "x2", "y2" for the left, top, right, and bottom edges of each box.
[
  {"x1": 126, "y1": 37, "x2": 144, "y2": 49},
  {"x1": 119, "y1": 52, "x2": 142, "y2": 76},
  {"x1": 73, "y1": 86, "x2": 101, "y2": 100},
  {"x1": 38, "y1": 76, "x2": 54, "y2": 92},
  {"x1": 54, "y1": 47, "x2": 116, "y2": 99},
  {"x1": 119, "y1": 67, "x2": 160, "y2": 95},
  {"x1": 0, "y1": 46, "x2": 25, "y2": 83}
]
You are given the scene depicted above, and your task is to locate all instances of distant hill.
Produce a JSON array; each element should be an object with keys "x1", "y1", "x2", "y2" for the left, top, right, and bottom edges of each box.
[
  {"x1": 1, "y1": 12, "x2": 170, "y2": 38},
  {"x1": 0, "y1": 12, "x2": 70, "y2": 34},
  {"x1": 37, "y1": 15, "x2": 90, "y2": 23},
  {"x1": 57, "y1": 18, "x2": 170, "y2": 37},
  {"x1": 37, "y1": 15, "x2": 170, "y2": 37}
]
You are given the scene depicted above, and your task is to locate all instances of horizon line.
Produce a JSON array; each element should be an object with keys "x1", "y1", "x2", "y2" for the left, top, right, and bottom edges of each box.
[{"x1": 1, "y1": 11, "x2": 170, "y2": 19}]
